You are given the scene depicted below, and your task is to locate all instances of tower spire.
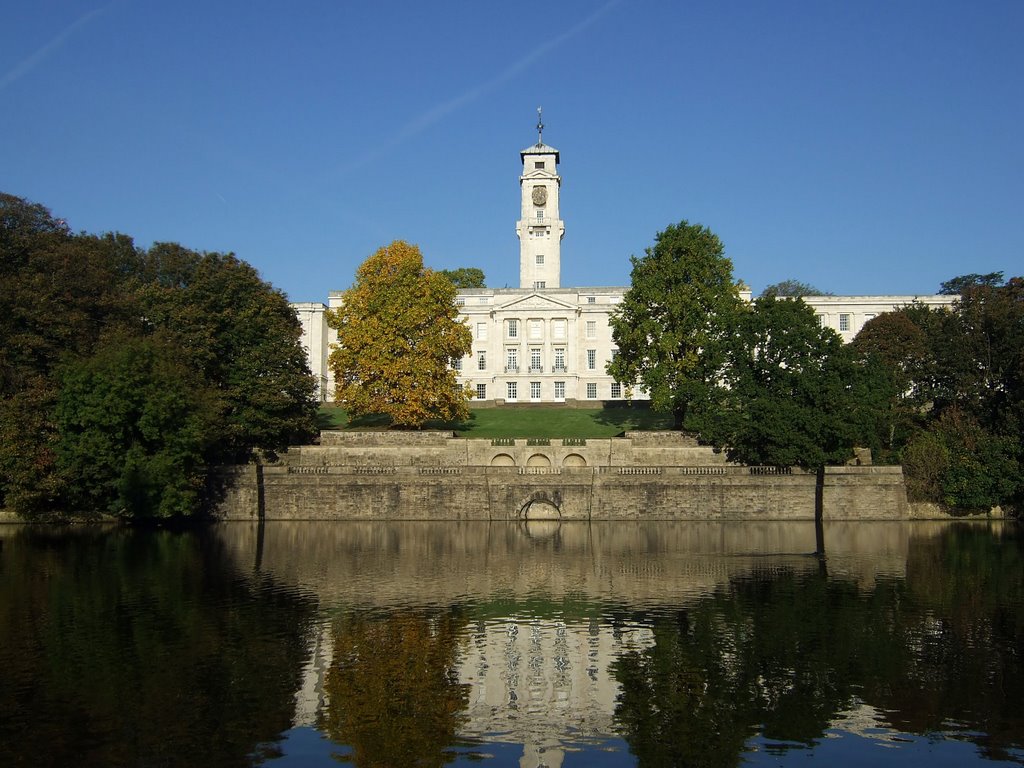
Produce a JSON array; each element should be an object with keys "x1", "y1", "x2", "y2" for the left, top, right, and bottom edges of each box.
[{"x1": 536, "y1": 106, "x2": 544, "y2": 145}]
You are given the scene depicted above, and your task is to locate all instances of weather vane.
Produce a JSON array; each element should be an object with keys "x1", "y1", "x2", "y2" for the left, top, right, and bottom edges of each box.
[{"x1": 536, "y1": 106, "x2": 544, "y2": 145}]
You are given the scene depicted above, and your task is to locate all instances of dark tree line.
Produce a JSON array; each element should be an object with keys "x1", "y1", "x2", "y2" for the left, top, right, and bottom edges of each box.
[
  {"x1": 0, "y1": 193, "x2": 318, "y2": 519},
  {"x1": 610, "y1": 220, "x2": 1020, "y2": 514},
  {"x1": 851, "y1": 273, "x2": 1022, "y2": 512},
  {"x1": 608, "y1": 220, "x2": 888, "y2": 471}
]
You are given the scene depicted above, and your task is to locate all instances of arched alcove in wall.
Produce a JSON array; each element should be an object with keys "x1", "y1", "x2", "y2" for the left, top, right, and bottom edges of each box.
[
  {"x1": 526, "y1": 453, "x2": 552, "y2": 467},
  {"x1": 490, "y1": 453, "x2": 515, "y2": 467},
  {"x1": 562, "y1": 453, "x2": 586, "y2": 467}
]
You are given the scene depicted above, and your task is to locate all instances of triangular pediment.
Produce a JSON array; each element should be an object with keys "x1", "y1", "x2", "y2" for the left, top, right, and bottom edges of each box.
[
  {"x1": 522, "y1": 170, "x2": 557, "y2": 180},
  {"x1": 496, "y1": 293, "x2": 578, "y2": 312}
]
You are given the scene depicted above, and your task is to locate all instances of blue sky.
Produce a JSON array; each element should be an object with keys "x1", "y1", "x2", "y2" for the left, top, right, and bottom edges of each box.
[{"x1": 2, "y1": 0, "x2": 1021, "y2": 302}]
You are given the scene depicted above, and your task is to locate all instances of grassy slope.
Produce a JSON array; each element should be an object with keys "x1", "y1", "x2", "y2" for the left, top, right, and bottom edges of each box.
[{"x1": 317, "y1": 403, "x2": 673, "y2": 439}]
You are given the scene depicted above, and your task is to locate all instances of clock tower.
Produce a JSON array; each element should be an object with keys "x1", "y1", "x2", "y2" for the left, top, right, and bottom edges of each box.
[{"x1": 517, "y1": 108, "x2": 564, "y2": 289}]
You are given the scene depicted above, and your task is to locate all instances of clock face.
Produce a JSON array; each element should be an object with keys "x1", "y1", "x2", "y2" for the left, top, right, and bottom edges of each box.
[{"x1": 532, "y1": 186, "x2": 548, "y2": 206}]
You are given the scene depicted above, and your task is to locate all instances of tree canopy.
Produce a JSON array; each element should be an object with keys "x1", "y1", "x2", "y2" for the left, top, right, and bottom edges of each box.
[
  {"x1": 938, "y1": 271, "x2": 1004, "y2": 295},
  {"x1": 437, "y1": 267, "x2": 486, "y2": 288},
  {"x1": 851, "y1": 278, "x2": 1023, "y2": 512},
  {"x1": 699, "y1": 297, "x2": 884, "y2": 468},
  {"x1": 760, "y1": 279, "x2": 831, "y2": 298},
  {"x1": 137, "y1": 244, "x2": 318, "y2": 463},
  {"x1": 608, "y1": 220, "x2": 745, "y2": 429},
  {"x1": 0, "y1": 192, "x2": 318, "y2": 519},
  {"x1": 327, "y1": 241, "x2": 472, "y2": 429}
]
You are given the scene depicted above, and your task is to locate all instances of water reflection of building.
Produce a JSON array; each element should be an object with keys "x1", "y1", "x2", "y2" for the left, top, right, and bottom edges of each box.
[
  {"x1": 214, "y1": 520, "x2": 932, "y2": 766},
  {"x1": 288, "y1": 614, "x2": 651, "y2": 767},
  {"x1": 459, "y1": 617, "x2": 653, "y2": 767}
]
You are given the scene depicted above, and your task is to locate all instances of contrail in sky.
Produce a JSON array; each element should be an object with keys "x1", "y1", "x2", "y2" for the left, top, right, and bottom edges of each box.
[
  {"x1": 0, "y1": 3, "x2": 114, "y2": 92},
  {"x1": 335, "y1": 0, "x2": 621, "y2": 177}
]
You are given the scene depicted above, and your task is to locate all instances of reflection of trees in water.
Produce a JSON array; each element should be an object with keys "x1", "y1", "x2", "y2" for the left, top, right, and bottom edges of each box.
[
  {"x1": 612, "y1": 524, "x2": 1024, "y2": 767},
  {"x1": 319, "y1": 609, "x2": 474, "y2": 767},
  {"x1": 611, "y1": 570, "x2": 863, "y2": 768},
  {"x1": 0, "y1": 527, "x2": 318, "y2": 768},
  {"x1": 868, "y1": 523, "x2": 1024, "y2": 763}
]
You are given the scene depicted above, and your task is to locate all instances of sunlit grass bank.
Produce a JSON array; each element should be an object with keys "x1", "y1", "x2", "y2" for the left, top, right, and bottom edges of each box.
[{"x1": 316, "y1": 402, "x2": 672, "y2": 439}]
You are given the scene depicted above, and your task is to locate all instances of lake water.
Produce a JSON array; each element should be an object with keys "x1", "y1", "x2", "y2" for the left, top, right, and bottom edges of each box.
[{"x1": 1, "y1": 519, "x2": 1021, "y2": 767}]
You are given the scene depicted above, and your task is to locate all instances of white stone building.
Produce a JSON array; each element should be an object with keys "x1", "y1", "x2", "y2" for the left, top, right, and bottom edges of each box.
[{"x1": 294, "y1": 121, "x2": 956, "y2": 403}]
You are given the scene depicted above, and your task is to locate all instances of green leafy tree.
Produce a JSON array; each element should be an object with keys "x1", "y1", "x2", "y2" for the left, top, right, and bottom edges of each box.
[
  {"x1": 327, "y1": 241, "x2": 472, "y2": 428},
  {"x1": 55, "y1": 334, "x2": 221, "y2": 518},
  {"x1": 700, "y1": 296, "x2": 872, "y2": 468},
  {"x1": 931, "y1": 409, "x2": 1018, "y2": 511},
  {"x1": 0, "y1": 194, "x2": 143, "y2": 512},
  {"x1": 1, "y1": 194, "x2": 141, "y2": 396},
  {"x1": 939, "y1": 271, "x2": 1004, "y2": 295},
  {"x1": 952, "y1": 278, "x2": 1024, "y2": 432},
  {"x1": 137, "y1": 244, "x2": 318, "y2": 462},
  {"x1": 760, "y1": 279, "x2": 830, "y2": 298},
  {"x1": 608, "y1": 220, "x2": 745, "y2": 430},
  {"x1": 854, "y1": 279, "x2": 1024, "y2": 512},
  {"x1": 0, "y1": 379, "x2": 64, "y2": 513},
  {"x1": 849, "y1": 309, "x2": 936, "y2": 456},
  {"x1": 1, "y1": 192, "x2": 320, "y2": 518},
  {"x1": 437, "y1": 267, "x2": 486, "y2": 288}
]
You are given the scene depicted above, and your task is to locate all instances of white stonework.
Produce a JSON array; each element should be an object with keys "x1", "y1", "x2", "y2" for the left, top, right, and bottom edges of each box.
[
  {"x1": 292, "y1": 301, "x2": 332, "y2": 401},
  {"x1": 454, "y1": 285, "x2": 630, "y2": 405},
  {"x1": 517, "y1": 140, "x2": 564, "y2": 290},
  {"x1": 293, "y1": 129, "x2": 957, "y2": 404},
  {"x1": 800, "y1": 294, "x2": 955, "y2": 343}
]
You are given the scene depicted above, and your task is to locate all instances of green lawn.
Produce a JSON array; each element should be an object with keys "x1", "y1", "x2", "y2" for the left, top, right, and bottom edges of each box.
[{"x1": 316, "y1": 402, "x2": 673, "y2": 438}]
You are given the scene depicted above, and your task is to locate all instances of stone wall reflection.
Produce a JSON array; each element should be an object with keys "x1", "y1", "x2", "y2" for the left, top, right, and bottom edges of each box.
[
  {"x1": 216, "y1": 520, "x2": 916, "y2": 609},
  {"x1": 213, "y1": 520, "x2": 928, "y2": 765}
]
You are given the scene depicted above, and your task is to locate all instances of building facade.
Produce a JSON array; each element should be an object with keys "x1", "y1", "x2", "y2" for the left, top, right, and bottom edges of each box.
[{"x1": 295, "y1": 126, "x2": 955, "y2": 403}]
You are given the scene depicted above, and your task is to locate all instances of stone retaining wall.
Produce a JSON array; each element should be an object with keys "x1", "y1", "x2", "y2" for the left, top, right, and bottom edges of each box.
[{"x1": 214, "y1": 432, "x2": 909, "y2": 521}]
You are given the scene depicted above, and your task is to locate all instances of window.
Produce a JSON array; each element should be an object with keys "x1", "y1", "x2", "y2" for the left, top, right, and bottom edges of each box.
[
  {"x1": 536, "y1": 254, "x2": 545, "y2": 265},
  {"x1": 535, "y1": 161, "x2": 545, "y2": 169},
  {"x1": 456, "y1": 298, "x2": 465, "y2": 307},
  {"x1": 587, "y1": 383, "x2": 598, "y2": 399},
  {"x1": 476, "y1": 322, "x2": 487, "y2": 341},
  {"x1": 477, "y1": 351, "x2": 486, "y2": 371},
  {"x1": 587, "y1": 296, "x2": 596, "y2": 304},
  {"x1": 839, "y1": 314, "x2": 850, "y2": 332},
  {"x1": 507, "y1": 381, "x2": 517, "y2": 401},
  {"x1": 507, "y1": 319, "x2": 518, "y2": 338},
  {"x1": 451, "y1": 357, "x2": 462, "y2": 371},
  {"x1": 506, "y1": 348, "x2": 518, "y2": 372},
  {"x1": 554, "y1": 347, "x2": 566, "y2": 372},
  {"x1": 536, "y1": 209, "x2": 544, "y2": 220},
  {"x1": 476, "y1": 384, "x2": 486, "y2": 400},
  {"x1": 533, "y1": 281, "x2": 546, "y2": 289},
  {"x1": 815, "y1": 315, "x2": 823, "y2": 327},
  {"x1": 529, "y1": 319, "x2": 542, "y2": 339},
  {"x1": 554, "y1": 381, "x2": 565, "y2": 400},
  {"x1": 585, "y1": 320, "x2": 596, "y2": 339},
  {"x1": 552, "y1": 319, "x2": 566, "y2": 339},
  {"x1": 530, "y1": 381, "x2": 541, "y2": 401},
  {"x1": 530, "y1": 348, "x2": 542, "y2": 372},
  {"x1": 587, "y1": 349, "x2": 596, "y2": 370},
  {"x1": 611, "y1": 382, "x2": 622, "y2": 399}
]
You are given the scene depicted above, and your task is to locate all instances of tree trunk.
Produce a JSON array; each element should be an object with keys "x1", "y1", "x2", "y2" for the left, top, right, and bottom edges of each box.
[{"x1": 673, "y1": 404, "x2": 686, "y2": 431}]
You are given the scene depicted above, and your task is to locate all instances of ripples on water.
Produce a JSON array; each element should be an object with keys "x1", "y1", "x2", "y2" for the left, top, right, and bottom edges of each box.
[{"x1": 1, "y1": 520, "x2": 1022, "y2": 767}]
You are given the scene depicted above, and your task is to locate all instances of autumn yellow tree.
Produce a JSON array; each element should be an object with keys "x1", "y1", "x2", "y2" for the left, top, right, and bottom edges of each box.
[{"x1": 327, "y1": 241, "x2": 472, "y2": 428}]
